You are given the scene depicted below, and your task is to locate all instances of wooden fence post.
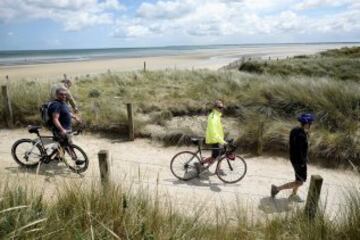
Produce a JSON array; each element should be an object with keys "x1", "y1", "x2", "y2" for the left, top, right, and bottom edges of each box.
[
  {"x1": 144, "y1": 61, "x2": 146, "y2": 72},
  {"x1": 127, "y1": 103, "x2": 135, "y2": 141},
  {"x1": 98, "y1": 150, "x2": 110, "y2": 185},
  {"x1": 1, "y1": 85, "x2": 14, "y2": 128},
  {"x1": 304, "y1": 175, "x2": 323, "y2": 219}
]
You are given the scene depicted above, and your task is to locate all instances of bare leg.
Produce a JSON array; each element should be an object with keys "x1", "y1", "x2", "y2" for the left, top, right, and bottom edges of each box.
[{"x1": 277, "y1": 181, "x2": 303, "y2": 192}]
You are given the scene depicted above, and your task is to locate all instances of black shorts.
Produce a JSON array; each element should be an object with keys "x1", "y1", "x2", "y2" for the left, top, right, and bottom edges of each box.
[
  {"x1": 291, "y1": 161, "x2": 307, "y2": 182},
  {"x1": 210, "y1": 144, "x2": 223, "y2": 158}
]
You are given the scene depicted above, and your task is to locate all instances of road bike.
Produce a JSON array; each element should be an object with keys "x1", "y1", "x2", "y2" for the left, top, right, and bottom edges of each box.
[
  {"x1": 170, "y1": 138, "x2": 247, "y2": 183},
  {"x1": 11, "y1": 125, "x2": 89, "y2": 173}
]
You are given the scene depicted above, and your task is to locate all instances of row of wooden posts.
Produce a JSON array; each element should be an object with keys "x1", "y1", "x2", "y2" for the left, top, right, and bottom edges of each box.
[{"x1": 1, "y1": 84, "x2": 135, "y2": 141}]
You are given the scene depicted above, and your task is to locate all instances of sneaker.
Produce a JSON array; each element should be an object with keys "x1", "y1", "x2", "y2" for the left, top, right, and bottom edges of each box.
[
  {"x1": 288, "y1": 194, "x2": 304, "y2": 202},
  {"x1": 271, "y1": 185, "x2": 279, "y2": 198}
]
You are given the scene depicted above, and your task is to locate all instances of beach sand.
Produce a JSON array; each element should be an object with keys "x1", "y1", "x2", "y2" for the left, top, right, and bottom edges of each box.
[{"x1": 0, "y1": 43, "x2": 359, "y2": 81}]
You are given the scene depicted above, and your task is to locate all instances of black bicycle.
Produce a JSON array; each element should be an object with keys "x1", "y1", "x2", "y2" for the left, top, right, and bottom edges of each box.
[
  {"x1": 11, "y1": 125, "x2": 89, "y2": 173},
  {"x1": 170, "y1": 138, "x2": 247, "y2": 183}
]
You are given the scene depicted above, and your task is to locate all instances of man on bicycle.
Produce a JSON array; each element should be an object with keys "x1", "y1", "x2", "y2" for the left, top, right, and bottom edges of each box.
[
  {"x1": 48, "y1": 87, "x2": 83, "y2": 165},
  {"x1": 201, "y1": 100, "x2": 227, "y2": 166},
  {"x1": 271, "y1": 113, "x2": 315, "y2": 202}
]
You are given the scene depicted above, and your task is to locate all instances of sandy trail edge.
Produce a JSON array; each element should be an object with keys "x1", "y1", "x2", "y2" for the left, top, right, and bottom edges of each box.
[{"x1": 0, "y1": 129, "x2": 359, "y2": 220}]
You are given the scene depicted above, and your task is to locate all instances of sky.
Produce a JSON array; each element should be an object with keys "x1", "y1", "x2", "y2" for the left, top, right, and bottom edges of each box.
[{"x1": 0, "y1": 0, "x2": 359, "y2": 50}]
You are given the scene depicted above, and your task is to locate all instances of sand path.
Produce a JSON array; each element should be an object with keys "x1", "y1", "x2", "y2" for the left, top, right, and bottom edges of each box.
[{"x1": 0, "y1": 129, "x2": 359, "y2": 220}]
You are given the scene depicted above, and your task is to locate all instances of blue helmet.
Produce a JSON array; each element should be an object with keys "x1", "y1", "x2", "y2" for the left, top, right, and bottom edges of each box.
[{"x1": 297, "y1": 113, "x2": 315, "y2": 124}]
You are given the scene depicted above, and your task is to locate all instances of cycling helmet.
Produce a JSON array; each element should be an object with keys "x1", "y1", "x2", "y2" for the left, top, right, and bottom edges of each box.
[{"x1": 297, "y1": 113, "x2": 315, "y2": 124}]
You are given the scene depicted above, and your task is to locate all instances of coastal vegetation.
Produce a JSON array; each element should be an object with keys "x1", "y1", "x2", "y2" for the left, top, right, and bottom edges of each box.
[
  {"x1": 0, "y1": 47, "x2": 360, "y2": 168},
  {"x1": 0, "y1": 181, "x2": 359, "y2": 240}
]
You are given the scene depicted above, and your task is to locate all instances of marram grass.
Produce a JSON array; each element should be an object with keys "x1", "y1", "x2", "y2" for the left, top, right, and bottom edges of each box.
[{"x1": 0, "y1": 180, "x2": 360, "y2": 240}]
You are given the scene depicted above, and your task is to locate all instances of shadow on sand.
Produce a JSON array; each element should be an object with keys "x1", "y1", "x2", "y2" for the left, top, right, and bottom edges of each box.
[
  {"x1": 166, "y1": 170, "x2": 233, "y2": 193},
  {"x1": 258, "y1": 197, "x2": 293, "y2": 214},
  {"x1": 5, "y1": 161, "x2": 81, "y2": 181}
]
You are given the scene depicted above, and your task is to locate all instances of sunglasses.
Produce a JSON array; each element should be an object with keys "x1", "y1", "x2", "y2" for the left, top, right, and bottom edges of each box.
[{"x1": 58, "y1": 93, "x2": 67, "y2": 96}]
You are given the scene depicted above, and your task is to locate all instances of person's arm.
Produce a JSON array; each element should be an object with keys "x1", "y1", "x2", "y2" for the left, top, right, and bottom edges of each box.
[
  {"x1": 70, "y1": 112, "x2": 81, "y2": 123},
  {"x1": 52, "y1": 113, "x2": 67, "y2": 136},
  {"x1": 66, "y1": 91, "x2": 78, "y2": 113}
]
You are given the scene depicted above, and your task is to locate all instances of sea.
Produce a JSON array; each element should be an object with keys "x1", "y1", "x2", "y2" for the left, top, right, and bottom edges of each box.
[{"x1": 0, "y1": 43, "x2": 358, "y2": 66}]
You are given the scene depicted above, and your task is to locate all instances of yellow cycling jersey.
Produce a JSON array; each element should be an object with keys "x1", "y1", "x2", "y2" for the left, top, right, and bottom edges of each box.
[{"x1": 205, "y1": 109, "x2": 226, "y2": 144}]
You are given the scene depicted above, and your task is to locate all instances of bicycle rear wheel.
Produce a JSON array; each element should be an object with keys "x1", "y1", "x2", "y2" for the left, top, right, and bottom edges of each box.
[
  {"x1": 11, "y1": 139, "x2": 42, "y2": 168},
  {"x1": 216, "y1": 155, "x2": 247, "y2": 184},
  {"x1": 63, "y1": 144, "x2": 89, "y2": 173},
  {"x1": 170, "y1": 151, "x2": 200, "y2": 181}
]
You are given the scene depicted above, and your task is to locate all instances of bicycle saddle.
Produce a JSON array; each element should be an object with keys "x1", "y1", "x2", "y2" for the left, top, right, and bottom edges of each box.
[
  {"x1": 191, "y1": 137, "x2": 204, "y2": 145},
  {"x1": 28, "y1": 125, "x2": 42, "y2": 134}
]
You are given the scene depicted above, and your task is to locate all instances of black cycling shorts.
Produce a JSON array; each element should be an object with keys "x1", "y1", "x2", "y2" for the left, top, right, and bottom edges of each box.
[
  {"x1": 210, "y1": 144, "x2": 223, "y2": 158},
  {"x1": 291, "y1": 161, "x2": 307, "y2": 182}
]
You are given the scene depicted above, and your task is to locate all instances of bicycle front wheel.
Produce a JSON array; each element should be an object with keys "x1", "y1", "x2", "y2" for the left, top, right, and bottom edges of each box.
[
  {"x1": 63, "y1": 144, "x2": 89, "y2": 173},
  {"x1": 216, "y1": 155, "x2": 247, "y2": 184},
  {"x1": 11, "y1": 139, "x2": 42, "y2": 168},
  {"x1": 170, "y1": 151, "x2": 200, "y2": 181}
]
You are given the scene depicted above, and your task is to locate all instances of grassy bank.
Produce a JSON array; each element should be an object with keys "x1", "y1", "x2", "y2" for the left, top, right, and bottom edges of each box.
[
  {"x1": 222, "y1": 47, "x2": 360, "y2": 81},
  {"x1": 0, "y1": 47, "x2": 360, "y2": 168},
  {"x1": 0, "y1": 181, "x2": 359, "y2": 239}
]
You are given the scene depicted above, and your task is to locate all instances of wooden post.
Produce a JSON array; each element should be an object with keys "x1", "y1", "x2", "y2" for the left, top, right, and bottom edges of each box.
[
  {"x1": 304, "y1": 175, "x2": 323, "y2": 219},
  {"x1": 127, "y1": 103, "x2": 135, "y2": 141},
  {"x1": 1, "y1": 85, "x2": 14, "y2": 128},
  {"x1": 143, "y1": 61, "x2": 146, "y2": 72},
  {"x1": 98, "y1": 150, "x2": 110, "y2": 185}
]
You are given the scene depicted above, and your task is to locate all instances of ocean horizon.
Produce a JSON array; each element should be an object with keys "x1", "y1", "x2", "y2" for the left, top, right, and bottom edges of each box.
[{"x1": 0, "y1": 42, "x2": 359, "y2": 66}]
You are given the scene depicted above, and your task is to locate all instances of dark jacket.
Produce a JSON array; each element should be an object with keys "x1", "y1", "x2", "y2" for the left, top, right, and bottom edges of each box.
[{"x1": 289, "y1": 127, "x2": 308, "y2": 165}]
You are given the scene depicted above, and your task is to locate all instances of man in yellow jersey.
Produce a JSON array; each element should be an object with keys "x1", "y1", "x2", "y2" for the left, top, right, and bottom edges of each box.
[{"x1": 202, "y1": 99, "x2": 227, "y2": 165}]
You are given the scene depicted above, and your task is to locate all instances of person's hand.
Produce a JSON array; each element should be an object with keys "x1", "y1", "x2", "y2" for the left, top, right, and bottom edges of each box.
[
  {"x1": 73, "y1": 115, "x2": 82, "y2": 123},
  {"x1": 60, "y1": 129, "x2": 67, "y2": 136}
]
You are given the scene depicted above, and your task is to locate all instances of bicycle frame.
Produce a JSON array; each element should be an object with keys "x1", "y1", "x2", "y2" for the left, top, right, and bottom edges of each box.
[
  {"x1": 29, "y1": 132, "x2": 61, "y2": 161},
  {"x1": 184, "y1": 143, "x2": 224, "y2": 168}
]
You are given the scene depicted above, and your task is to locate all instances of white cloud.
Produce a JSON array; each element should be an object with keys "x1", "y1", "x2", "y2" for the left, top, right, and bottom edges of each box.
[
  {"x1": 294, "y1": 0, "x2": 354, "y2": 11},
  {"x1": 112, "y1": 0, "x2": 360, "y2": 40},
  {"x1": 0, "y1": 0, "x2": 125, "y2": 31}
]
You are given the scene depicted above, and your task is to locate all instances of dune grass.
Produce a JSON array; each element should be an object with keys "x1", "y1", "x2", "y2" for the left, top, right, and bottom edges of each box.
[
  {"x1": 0, "y1": 180, "x2": 359, "y2": 240},
  {"x1": 223, "y1": 47, "x2": 360, "y2": 81}
]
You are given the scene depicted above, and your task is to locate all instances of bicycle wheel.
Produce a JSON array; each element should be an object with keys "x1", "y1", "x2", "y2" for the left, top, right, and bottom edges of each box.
[
  {"x1": 11, "y1": 139, "x2": 43, "y2": 168},
  {"x1": 216, "y1": 155, "x2": 247, "y2": 184},
  {"x1": 63, "y1": 144, "x2": 89, "y2": 173},
  {"x1": 170, "y1": 151, "x2": 201, "y2": 181}
]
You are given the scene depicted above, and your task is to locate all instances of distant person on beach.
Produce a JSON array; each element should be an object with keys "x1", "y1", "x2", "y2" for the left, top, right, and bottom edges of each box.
[
  {"x1": 50, "y1": 74, "x2": 78, "y2": 113},
  {"x1": 201, "y1": 100, "x2": 227, "y2": 166},
  {"x1": 271, "y1": 113, "x2": 315, "y2": 202}
]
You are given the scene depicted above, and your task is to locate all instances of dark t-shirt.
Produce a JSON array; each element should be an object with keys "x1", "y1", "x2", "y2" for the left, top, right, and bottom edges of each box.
[
  {"x1": 48, "y1": 100, "x2": 72, "y2": 130},
  {"x1": 289, "y1": 127, "x2": 308, "y2": 165}
]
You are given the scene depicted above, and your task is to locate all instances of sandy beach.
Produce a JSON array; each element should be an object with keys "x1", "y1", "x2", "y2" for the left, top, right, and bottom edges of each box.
[{"x1": 1, "y1": 43, "x2": 359, "y2": 81}]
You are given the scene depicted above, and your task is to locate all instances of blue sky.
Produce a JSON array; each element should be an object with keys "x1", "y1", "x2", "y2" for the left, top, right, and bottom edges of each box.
[{"x1": 0, "y1": 0, "x2": 359, "y2": 50}]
